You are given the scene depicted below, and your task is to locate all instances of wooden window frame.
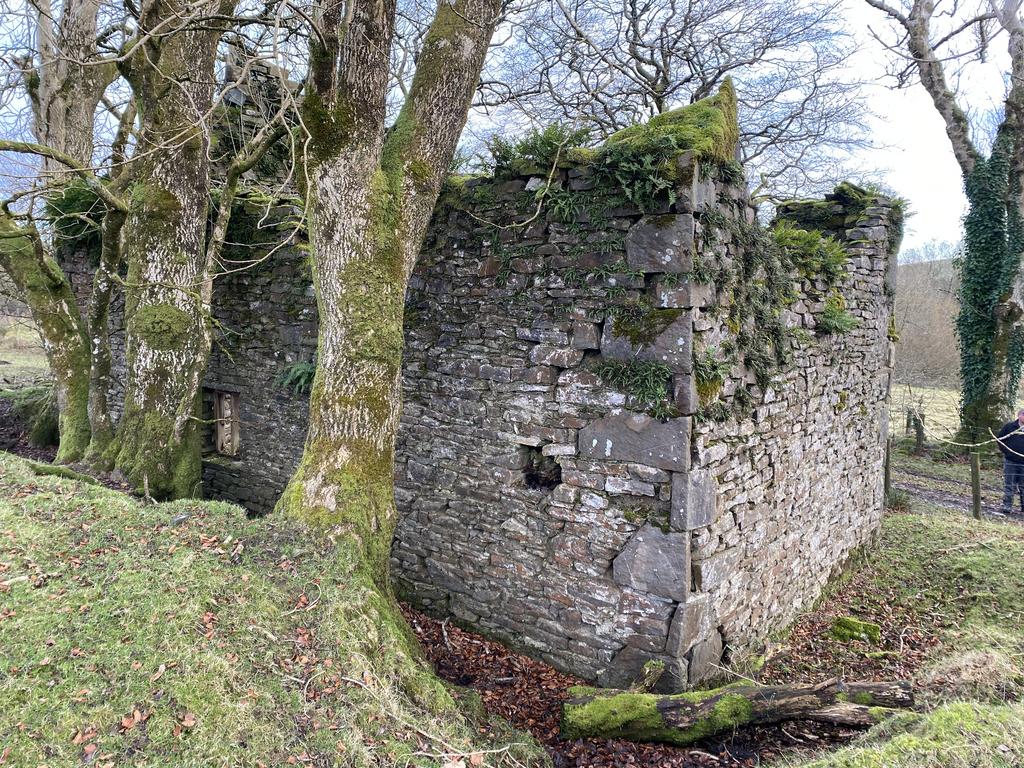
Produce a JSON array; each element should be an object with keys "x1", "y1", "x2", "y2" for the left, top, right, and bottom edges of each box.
[{"x1": 213, "y1": 390, "x2": 241, "y2": 457}]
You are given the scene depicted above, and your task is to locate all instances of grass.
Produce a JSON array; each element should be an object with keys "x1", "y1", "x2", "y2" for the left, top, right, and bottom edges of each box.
[
  {"x1": 0, "y1": 317, "x2": 49, "y2": 389},
  {"x1": 0, "y1": 453, "x2": 545, "y2": 767},
  {"x1": 889, "y1": 384, "x2": 962, "y2": 440},
  {"x1": 780, "y1": 477, "x2": 1024, "y2": 767}
]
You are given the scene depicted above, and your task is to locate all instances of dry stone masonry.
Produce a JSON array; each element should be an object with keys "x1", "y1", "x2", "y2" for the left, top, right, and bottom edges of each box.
[
  {"x1": 58, "y1": 101, "x2": 899, "y2": 691},
  {"x1": 389, "y1": 162, "x2": 899, "y2": 690}
]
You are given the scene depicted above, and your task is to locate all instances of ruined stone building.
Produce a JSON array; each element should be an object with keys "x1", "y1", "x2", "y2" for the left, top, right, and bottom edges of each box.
[{"x1": 62, "y1": 80, "x2": 900, "y2": 691}]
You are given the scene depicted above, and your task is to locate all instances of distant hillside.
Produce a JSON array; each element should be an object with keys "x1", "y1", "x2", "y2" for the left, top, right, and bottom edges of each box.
[{"x1": 894, "y1": 258, "x2": 959, "y2": 388}]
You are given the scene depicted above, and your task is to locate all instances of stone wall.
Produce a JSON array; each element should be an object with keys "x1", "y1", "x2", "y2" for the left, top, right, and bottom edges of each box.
[
  {"x1": 388, "y1": 166, "x2": 898, "y2": 689},
  {"x1": 60, "y1": 148, "x2": 898, "y2": 691}
]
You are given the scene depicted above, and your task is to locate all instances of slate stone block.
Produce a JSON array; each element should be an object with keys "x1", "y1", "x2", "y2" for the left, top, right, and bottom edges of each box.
[
  {"x1": 656, "y1": 279, "x2": 714, "y2": 309},
  {"x1": 529, "y1": 345, "x2": 584, "y2": 367},
  {"x1": 598, "y1": 644, "x2": 689, "y2": 692},
  {"x1": 578, "y1": 412, "x2": 691, "y2": 471},
  {"x1": 666, "y1": 594, "x2": 708, "y2": 657},
  {"x1": 625, "y1": 214, "x2": 695, "y2": 273},
  {"x1": 600, "y1": 312, "x2": 694, "y2": 372},
  {"x1": 671, "y1": 469, "x2": 718, "y2": 530},
  {"x1": 688, "y1": 629, "x2": 724, "y2": 684},
  {"x1": 612, "y1": 524, "x2": 690, "y2": 601}
]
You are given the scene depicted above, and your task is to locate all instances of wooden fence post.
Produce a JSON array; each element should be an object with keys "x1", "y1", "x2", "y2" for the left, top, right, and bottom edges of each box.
[
  {"x1": 884, "y1": 437, "x2": 892, "y2": 500},
  {"x1": 970, "y1": 451, "x2": 982, "y2": 520}
]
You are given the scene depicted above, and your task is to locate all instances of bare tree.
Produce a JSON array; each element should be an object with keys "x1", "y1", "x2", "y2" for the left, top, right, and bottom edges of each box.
[
  {"x1": 866, "y1": 0, "x2": 1024, "y2": 442},
  {"x1": 894, "y1": 252, "x2": 961, "y2": 387},
  {"x1": 261, "y1": 0, "x2": 550, "y2": 753},
  {"x1": 469, "y1": 0, "x2": 869, "y2": 199},
  {"x1": 1, "y1": 0, "x2": 293, "y2": 494},
  {"x1": 0, "y1": 0, "x2": 121, "y2": 462}
]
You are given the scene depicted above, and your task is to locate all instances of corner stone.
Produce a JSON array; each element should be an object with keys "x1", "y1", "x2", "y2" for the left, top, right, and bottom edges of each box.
[
  {"x1": 670, "y1": 469, "x2": 718, "y2": 530},
  {"x1": 688, "y1": 629, "x2": 724, "y2": 684},
  {"x1": 578, "y1": 412, "x2": 690, "y2": 471},
  {"x1": 666, "y1": 593, "x2": 708, "y2": 657},
  {"x1": 600, "y1": 312, "x2": 694, "y2": 372},
  {"x1": 612, "y1": 523, "x2": 690, "y2": 602},
  {"x1": 599, "y1": 644, "x2": 689, "y2": 692},
  {"x1": 625, "y1": 214, "x2": 695, "y2": 273}
]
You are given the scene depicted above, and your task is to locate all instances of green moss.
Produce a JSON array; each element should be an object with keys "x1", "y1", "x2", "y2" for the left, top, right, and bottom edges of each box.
[
  {"x1": 794, "y1": 702, "x2": 1024, "y2": 768},
  {"x1": 0, "y1": 453, "x2": 546, "y2": 767},
  {"x1": 836, "y1": 390, "x2": 850, "y2": 413},
  {"x1": 0, "y1": 215, "x2": 91, "y2": 463},
  {"x1": 693, "y1": 346, "x2": 732, "y2": 407},
  {"x1": 777, "y1": 181, "x2": 878, "y2": 231},
  {"x1": 832, "y1": 616, "x2": 882, "y2": 644},
  {"x1": 561, "y1": 689, "x2": 753, "y2": 745},
  {"x1": 888, "y1": 314, "x2": 900, "y2": 342},
  {"x1": 129, "y1": 181, "x2": 180, "y2": 213},
  {"x1": 108, "y1": 407, "x2": 202, "y2": 500},
  {"x1": 772, "y1": 219, "x2": 848, "y2": 283},
  {"x1": 299, "y1": 90, "x2": 356, "y2": 168},
  {"x1": 275, "y1": 436, "x2": 399, "y2": 585},
  {"x1": 608, "y1": 303, "x2": 683, "y2": 346},
  {"x1": 25, "y1": 459, "x2": 100, "y2": 485},
  {"x1": 836, "y1": 691, "x2": 877, "y2": 706},
  {"x1": 133, "y1": 303, "x2": 193, "y2": 350},
  {"x1": 606, "y1": 78, "x2": 739, "y2": 166}
]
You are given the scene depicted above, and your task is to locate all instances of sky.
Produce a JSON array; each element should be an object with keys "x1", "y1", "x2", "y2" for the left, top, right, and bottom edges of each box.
[{"x1": 843, "y1": 0, "x2": 1007, "y2": 251}]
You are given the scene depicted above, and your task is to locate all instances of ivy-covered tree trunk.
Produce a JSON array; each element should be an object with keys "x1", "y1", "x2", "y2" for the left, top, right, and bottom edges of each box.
[
  {"x1": 273, "y1": 0, "x2": 519, "y2": 754},
  {"x1": 956, "y1": 108, "x2": 1024, "y2": 442},
  {"x1": 0, "y1": 219, "x2": 91, "y2": 462},
  {"x1": 864, "y1": 0, "x2": 1024, "y2": 445},
  {"x1": 107, "y1": 0, "x2": 233, "y2": 497}
]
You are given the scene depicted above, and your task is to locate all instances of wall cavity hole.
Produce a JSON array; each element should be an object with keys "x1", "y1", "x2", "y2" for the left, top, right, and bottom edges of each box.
[{"x1": 521, "y1": 445, "x2": 562, "y2": 490}]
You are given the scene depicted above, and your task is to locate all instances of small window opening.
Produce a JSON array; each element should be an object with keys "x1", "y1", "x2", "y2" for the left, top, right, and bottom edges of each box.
[
  {"x1": 521, "y1": 445, "x2": 561, "y2": 490},
  {"x1": 213, "y1": 391, "x2": 241, "y2": 456}
]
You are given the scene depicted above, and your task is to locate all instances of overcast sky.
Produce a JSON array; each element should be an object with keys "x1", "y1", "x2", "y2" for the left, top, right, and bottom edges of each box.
[{"x1": 845, "y1": 0, "x2": 1007, "y2": 252}]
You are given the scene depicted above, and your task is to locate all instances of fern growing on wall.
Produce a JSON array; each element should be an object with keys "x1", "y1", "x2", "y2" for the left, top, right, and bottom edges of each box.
[{"x1": 277, "y1": 361, "x2": 316, "y2": 394}]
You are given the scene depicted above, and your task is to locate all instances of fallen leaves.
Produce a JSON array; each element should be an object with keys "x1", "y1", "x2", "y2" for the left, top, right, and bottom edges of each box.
[
  {"x1": 118, "y1": 708, "x2": 151, "y2": 733},
  {"x1": 403, "y1": 605, "x2": 863, "y2": 768},
  {"x1": 172, "y1": 711, "x2": 198, "y2": 738}
]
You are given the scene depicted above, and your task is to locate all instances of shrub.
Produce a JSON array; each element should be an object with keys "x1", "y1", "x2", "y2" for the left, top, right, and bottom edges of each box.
[{"x1": 488, "y1": 123, "x2": 592, "y2": 173}]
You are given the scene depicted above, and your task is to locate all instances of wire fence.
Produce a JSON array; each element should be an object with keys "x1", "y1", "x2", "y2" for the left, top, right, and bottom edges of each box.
[{"x1": 889, "y1": 382, "x2": 1024, "y2": 520}]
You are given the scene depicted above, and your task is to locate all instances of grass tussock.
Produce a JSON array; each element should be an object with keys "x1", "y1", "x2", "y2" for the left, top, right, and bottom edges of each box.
[
  {"x1": 0, "y1": 453, "x2": 545, "y2": 767},
  {"x1": 783, "y1": 491, "x2": 1024, "y2": 767},
  {"x1": 795, "y1": 701, "x2": 1024, "y2": 768}
]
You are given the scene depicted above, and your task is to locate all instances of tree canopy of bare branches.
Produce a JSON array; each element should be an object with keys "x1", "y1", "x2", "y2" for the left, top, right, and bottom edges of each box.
[
  {"x1": 465, "y1": 0, "x2": 869, "y2": 199},
  {"x1": 866, "y1": 0, "x2": 1024, "y2": 442}
]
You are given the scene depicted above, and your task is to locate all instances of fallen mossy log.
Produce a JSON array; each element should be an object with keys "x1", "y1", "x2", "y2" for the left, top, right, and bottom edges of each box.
[{"x1": 561, "y1": 678, "x2": 913, "y2": 745}]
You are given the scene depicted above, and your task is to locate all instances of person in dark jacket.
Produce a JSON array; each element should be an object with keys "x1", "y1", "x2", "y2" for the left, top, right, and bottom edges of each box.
[{"x1": 997, "y1": 409, "x2": 1024, "y2": 516}]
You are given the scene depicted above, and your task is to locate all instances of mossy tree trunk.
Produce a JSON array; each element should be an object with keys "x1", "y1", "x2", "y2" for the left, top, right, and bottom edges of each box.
[
  {"x1": 275, "y1": 0, "x2": 505, "y2": 747},
  {"x1": 561, "y1": 680, "x2": 914, "y2": 746},
  {"x1": 106, "y1": 0, "x2": 234, "y2": 498},
  {"x1": 0, "y1": 219, "x2": 91, "y2": 462},
  {"x1": 867, "y1": 0, "x2": 1024, "y2": 444},
  {"x1": 0, "y1": 0, "x2": 117, "y2": 462}
]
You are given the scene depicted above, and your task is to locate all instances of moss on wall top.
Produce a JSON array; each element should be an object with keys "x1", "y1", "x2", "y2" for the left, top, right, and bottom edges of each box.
[{"x1": 602, "y1": 78, "x2": 739, "y2": 167}]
